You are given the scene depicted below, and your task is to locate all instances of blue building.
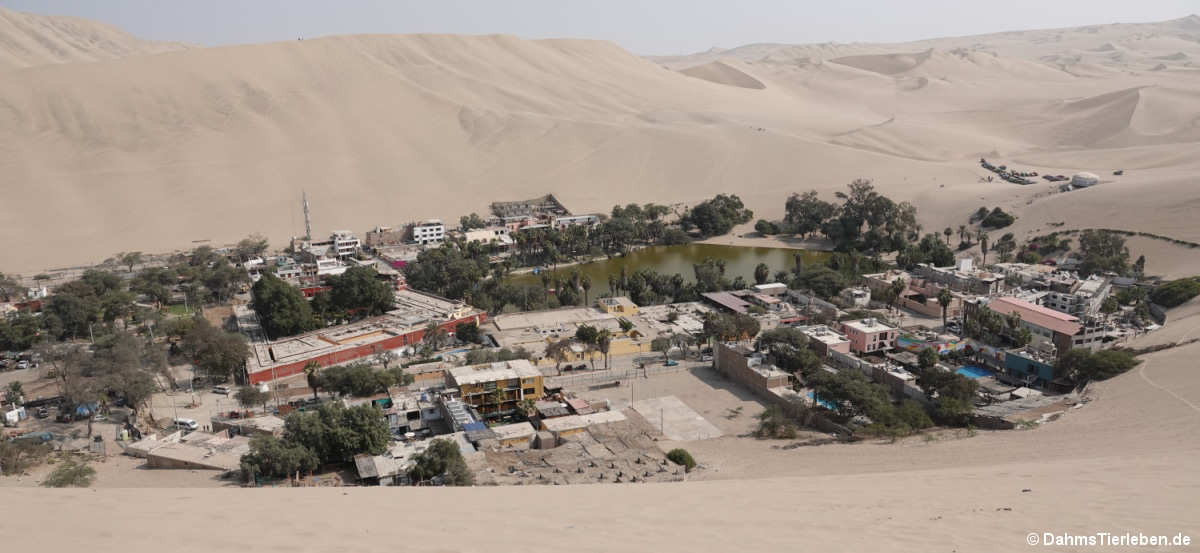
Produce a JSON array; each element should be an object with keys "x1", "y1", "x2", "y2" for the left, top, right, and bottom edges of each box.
[{"x1": 1003, "y1": 349, "x2": 1056, "y2": 386}]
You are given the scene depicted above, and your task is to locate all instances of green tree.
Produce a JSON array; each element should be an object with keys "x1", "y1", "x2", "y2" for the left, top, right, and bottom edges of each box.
[
  {"x1": 666, "y1": 448, "x2": 697, "y2": 472},
  {"x1": 180, "y1": 318, "x2": 249, "y2": 381},
  {"x1": 236, "y1": 385, "x2": 271, "y2": 411},
  {"x1": 937, "y1": 288, "x2": 953, "y2": 330},
  {"x1": 328, "y1": 266, "x2": 395, "y2": 318},
  {"x1": 455, "y1": 322, "x2": 481, "y2": 344},
  {"x1": 408, "y1": 438, "x2": 473, "y2": 486},
  {"x1": 1149, "y1": 278, "x2": 1200, "y2": 308},
  {"x1": 283, "y1": 403, "x2": 389, "y2": 465},
  {"x1": 680, "y1": 194, "x2": 754, "y2": 238},
  {"x1": 117, "y1": 251, "x2": 144, "y2": 273},
  {"x1": 754, "y1": 263, "x2": 770, "y2": 285},
  {"x1": 4, "y1": 381, "x2": 23, "y2": 406},
  {"x1": 1077, "y1": 230, "x2": 1129, "y2": 277},
  {"x1": 545, "y1": 338, "x2": 573, "y2": 374},
  {"x1": 251, "y1": 273, "x2": 317, "y2": 338},
  {"x1": 303, "y1": 361, "x2": 323, "y2": 401},
  {"x1": 234, "y1": 233, "x2": 270, "y2": 262},
  {"x1": 918, "y1": 347, "x2": 939, "y2": 372},
  {"x1": 240, "y1": 435, "x2": 319, "y2": 481},
  {"x1": 321, "y1": 364, "x2": 394, "y2": 397},
  {"x1": 0, "y1": 272, "x2": 27, "y2": 302},
  {"x1": 596, "y1": 329, "x2": 612, "y2": 370},
  {"x1": 651, "y1": 336, "x2": 672, "y2": 362}
]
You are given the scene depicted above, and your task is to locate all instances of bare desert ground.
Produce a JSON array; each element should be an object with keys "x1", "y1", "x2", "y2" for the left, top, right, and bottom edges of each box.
[{"x1": 2, "y1": 9, "x2": 1199, "y2": 274}]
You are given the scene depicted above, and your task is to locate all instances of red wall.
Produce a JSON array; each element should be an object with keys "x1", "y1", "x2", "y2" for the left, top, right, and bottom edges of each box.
[{"x1": 248, "y1": 313, "x2": 487, "y2": 384}]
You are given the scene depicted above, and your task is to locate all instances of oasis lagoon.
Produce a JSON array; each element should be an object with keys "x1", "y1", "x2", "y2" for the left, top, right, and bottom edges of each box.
[{"x1": 507, "y1": 243, "x2": 829, "y2": 296}]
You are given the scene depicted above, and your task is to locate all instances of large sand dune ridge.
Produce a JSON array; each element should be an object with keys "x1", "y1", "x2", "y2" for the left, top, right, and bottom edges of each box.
[{"x1": 1, "y1": 9, "x2": 1199, "y2": 277}]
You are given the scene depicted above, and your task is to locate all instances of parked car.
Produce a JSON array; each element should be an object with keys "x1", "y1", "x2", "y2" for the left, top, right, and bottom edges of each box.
[
  {"x1": 35, "y1": 407, "x2": 49, "y2": 419},
  {"x1": 212, "y1": 385, "x2": 232, "y2": 395},
  {"x1": 173, "y1": 418, "x2": 199, "y2": 431},
  {"x1": 16, "y1": 360, "x2": 29, "y2": 370},
  {"x1": 700, "y1": 354, "x2": 713, "y2": 362}
]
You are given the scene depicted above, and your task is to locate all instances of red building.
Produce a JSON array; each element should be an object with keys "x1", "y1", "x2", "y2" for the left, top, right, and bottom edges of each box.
[{"x1": 239, "y1": 289, "x2": 487, "y2": 385}]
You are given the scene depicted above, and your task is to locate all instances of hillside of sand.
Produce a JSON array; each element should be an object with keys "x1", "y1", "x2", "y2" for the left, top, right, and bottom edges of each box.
[
  {"x1": 0, "y1": 7, "x2": 186, "y2": 69},
  {"x1": 2, "y1": 9, "x2": 1200, "y2": 279}
]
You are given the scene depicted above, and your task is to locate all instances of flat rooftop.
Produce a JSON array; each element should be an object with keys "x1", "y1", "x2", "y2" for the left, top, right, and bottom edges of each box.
[
  {"x1": 842, "y1": 319, "x2": 897, "y2": 333},
  {"x1": 447, "y1": 360, "x2": 541, "y2": 386},
  {"x1": 242, "y1": 289, "x2": 483, "y2": 376},
  {"x1": 801, "y1": 325, "x2": 850, "y2": 346},
  {"x1": 492, "y1": 307, "x2": 614, "y2": 332}
]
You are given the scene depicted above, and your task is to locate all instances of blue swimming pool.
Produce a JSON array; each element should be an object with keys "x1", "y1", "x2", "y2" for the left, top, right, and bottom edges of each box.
[
  {"x1": 955, "y1": 365, "x2": 992, "y2": 380},
  {"x1": 807, "y1": 391, "x2": 838, "y2": 410}
]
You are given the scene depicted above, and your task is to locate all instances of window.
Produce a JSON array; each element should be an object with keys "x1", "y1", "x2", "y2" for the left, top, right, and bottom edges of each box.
[{"x1": 523, "y1": 388, "x2": 536, "y2": 396}]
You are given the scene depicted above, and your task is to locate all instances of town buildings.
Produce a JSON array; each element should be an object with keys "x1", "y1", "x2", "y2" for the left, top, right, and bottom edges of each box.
[
  {"x1": 411, "y1": 219, "x2": 446, "y2": 245},
  {"x1": 914, "y1": 258, "x2": 1003, "y2": 296},
  {"x1": 840, "y1": 318, "x2": 899, "y2": 354},
  {"x1": 444, "y1": 360, "x2": 545, "y2": 417},
  {"x1": 237, "y1": 289, "x2": 487, "y2": 385}
]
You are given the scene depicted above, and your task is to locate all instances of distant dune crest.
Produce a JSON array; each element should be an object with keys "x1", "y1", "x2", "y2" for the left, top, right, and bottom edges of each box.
[{"x1": 1, "y1": 7, "x2": 1199, "y2": 272}]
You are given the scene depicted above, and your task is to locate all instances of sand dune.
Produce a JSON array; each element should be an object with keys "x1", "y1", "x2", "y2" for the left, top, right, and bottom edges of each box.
[
  {"x1": 0, "y1": 7, "x2": 186, "y2": 69},
  {"x1": 679, "y1": 60, "x2": 766, "y2": 89},
  {"x1": 830, "y1": 49, "x2": 933, "y2": 75},
  {"x1": 1, "y1": 9, "x2": 1199, "y2": 280}
]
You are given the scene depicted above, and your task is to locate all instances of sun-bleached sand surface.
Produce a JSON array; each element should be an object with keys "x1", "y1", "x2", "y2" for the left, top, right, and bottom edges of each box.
[{"x1": 2, "y1": 9, "x2": 1199, "y2": 274}]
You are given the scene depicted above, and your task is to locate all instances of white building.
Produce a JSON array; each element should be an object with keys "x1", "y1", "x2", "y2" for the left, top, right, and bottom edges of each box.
[
  {"x1": 1042, "y1": 275, "x2": 1111, "y2": 317},
  {"x1": 553, "y1": 214, "x2": 602, "y2": 229},
  {"x1": 412, "y1": 220, "x2": 445, "y2": 245},
  {"x1": 331, "y1": 230, "x2": 361, "y2": 259}
]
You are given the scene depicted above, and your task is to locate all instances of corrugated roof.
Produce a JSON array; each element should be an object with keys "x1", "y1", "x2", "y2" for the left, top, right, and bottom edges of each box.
[
  {"x1": 701, "y1": 292, "x2": 750, "y2": 313},
  {"x1": 988, "y1": 297, "x2": 1082, "y2": 336}
]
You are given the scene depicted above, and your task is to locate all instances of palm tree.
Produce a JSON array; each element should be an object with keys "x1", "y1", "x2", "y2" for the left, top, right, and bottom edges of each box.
[
  {"x1": 303, "y1": 361, "x2": 322, "y2": 401},
  {"x1": 943, "y1": 227, "x2": 953, "y2": 245},
  {"x1": 980, "y1": 232, "x2": 989, "y2": 266},
  {"x1": 754, "y1": 263, "x2": 770, "y2": 285},
  {"x1": 937, "y1": 288, "x2": 953, "y2": 330},
  {"x1": 958, "y1": 224, "x2": 968, "y2": 245},
  {"x1": 489, "y1": 386, "x2": 506, "y2": 416},
  {"x1": 889, "y1": 278, "x2": 907, "y2": 309},
  {"x1": 596, "y1": 330, "x2": 612, "y2": 369},
  {"x1": 580, "y1": 274, "x2": 592, "y2": 306}
]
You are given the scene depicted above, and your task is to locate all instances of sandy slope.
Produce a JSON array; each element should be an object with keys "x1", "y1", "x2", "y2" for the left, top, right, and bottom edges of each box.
[
  {"x1": 0, "y1": 8, "x2": 186, "y2": 69},
  {"x1": 2, "y1": 11, "x2": 1200, "y2": 273}
]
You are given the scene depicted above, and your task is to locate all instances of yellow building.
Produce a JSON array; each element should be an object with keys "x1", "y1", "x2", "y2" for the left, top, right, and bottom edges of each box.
[
  {"x1": 445, "y1": 360, "x2": 544, "y2": 417},
  {"x1": 597, "y1": 296, "x2": 638, "y2": 316}
]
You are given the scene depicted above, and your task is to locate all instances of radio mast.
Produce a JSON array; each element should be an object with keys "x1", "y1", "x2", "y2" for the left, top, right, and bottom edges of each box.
[{"x1": 302, "y1": 190, "x2": 312, "y2": 240}]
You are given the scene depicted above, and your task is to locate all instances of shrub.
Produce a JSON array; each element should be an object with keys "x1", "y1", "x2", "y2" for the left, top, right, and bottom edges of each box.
[
  {"x1": 42, "y1": 457, "x2": 96, "y2": 488},
  {"x1": 0, "y1": 441, "x2": 51, "y2": 476},
  {"x1": 981, "y1": 207, "x2": 1015, "y2": 229},
  {"x1": 666, "y1": 448, "x2": 697, "y2": 472},
  {"x1": 1149, "y1": 278, "x2": 1200, "y2": 308}
]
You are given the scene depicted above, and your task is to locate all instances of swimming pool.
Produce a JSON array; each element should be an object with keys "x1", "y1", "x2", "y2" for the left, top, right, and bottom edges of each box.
[{"x1": 955, "y1": 365, "x2": 992, "y2": 380}]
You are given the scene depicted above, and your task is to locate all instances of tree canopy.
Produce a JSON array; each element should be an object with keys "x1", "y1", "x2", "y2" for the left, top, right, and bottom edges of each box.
[{"x1": 251, "y1": 273, "x2": 318, "y2": 338}]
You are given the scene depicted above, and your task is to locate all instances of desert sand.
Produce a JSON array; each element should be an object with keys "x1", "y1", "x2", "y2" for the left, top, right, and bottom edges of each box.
[{"x1": 2, "y1": 9, "x2": 1199, "y2": 274}]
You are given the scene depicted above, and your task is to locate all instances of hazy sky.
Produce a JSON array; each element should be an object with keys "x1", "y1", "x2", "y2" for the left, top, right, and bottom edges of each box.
[{"x1": 4, "y1": 0, "x2": 1196, "y2": 55}]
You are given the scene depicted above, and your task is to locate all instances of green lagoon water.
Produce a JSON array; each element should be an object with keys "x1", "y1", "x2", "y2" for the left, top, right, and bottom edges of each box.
[{"x1": 508, "y1": 243, "x2": 829, "y2": 296}]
